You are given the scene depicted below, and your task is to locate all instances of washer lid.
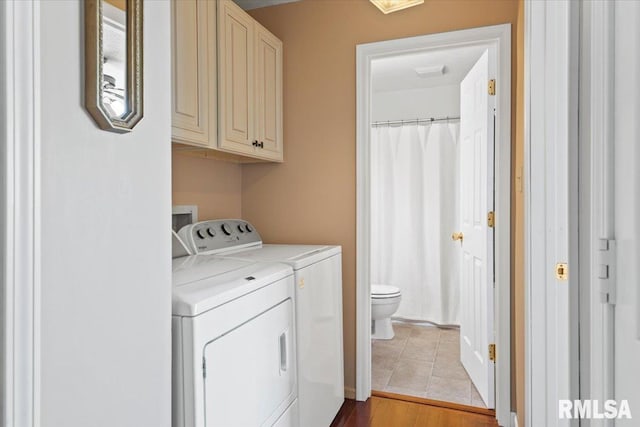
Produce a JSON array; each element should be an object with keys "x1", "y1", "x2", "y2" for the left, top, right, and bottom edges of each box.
[
  {"x1": 172, "y1": 256, "x2": 251, "y2": 286},
  {"x1": 172, "y1": 255, "x2": 293, "y2": 316},
  {"x1": 372, "y1": 284, "x2": 401, "y2": 297},
  {"x1": 222, "y1": 244, "x2": 342, "y2": 270}
]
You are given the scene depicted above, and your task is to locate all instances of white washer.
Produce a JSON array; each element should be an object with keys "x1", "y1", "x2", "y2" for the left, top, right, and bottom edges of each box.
[
  {"x1": 179, "y1": 220, "x2": 345, "y2": 427},
  {"x1": 172, "y1": 232, "x2": 298, "y2": 427}
]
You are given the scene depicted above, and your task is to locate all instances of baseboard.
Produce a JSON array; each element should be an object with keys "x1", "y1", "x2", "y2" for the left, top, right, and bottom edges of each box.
[
  {"x1": 511, "y1": 411, "x2": 518, "y2": 427},
  {"x1": 344, "y1": 386, "x2": 356, "y2": 400}
]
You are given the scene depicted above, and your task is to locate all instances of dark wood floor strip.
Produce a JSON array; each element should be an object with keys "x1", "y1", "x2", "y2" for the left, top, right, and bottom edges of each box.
[
  {"x1": 330, "y1": 397, "x2": 498, "y2": 427},
  {"x1": 330, "y1": 399, "x2": 357, "y2": 427}
]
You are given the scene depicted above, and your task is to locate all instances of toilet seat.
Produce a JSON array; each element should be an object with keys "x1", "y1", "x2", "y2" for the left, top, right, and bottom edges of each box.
[{"x1": 371, "y1": 284, "x2": 401, "y2": 299}]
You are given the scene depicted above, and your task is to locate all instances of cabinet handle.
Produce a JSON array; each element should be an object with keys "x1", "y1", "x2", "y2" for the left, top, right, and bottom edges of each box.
[
  {"x1": 258, "y1": 141, "x2": 264, "y2": 148},
  {"x1": 252, "y1": 140, "x2": 258, "y2": 147}
]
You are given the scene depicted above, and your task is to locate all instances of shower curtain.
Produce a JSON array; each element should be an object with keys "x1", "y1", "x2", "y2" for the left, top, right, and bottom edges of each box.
[{"x1": 370, "y1": 123, "x2": 460, "y2": 325}]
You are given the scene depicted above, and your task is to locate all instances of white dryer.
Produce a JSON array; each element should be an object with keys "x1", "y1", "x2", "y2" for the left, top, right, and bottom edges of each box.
[
  {"x1": 179, "y1": 220, "x2": 344, "y2": 427},
  {"x1": 172, "y1": 232, "x2": 298, "y2": 427}
]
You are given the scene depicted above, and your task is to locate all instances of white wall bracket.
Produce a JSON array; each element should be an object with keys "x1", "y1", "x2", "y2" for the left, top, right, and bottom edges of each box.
[{"x1": 597, "y1": 238, "x2": 616, "y2": 305}]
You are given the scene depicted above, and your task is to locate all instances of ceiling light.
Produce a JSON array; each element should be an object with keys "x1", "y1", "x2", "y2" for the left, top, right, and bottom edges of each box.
[
  {"x1": 415, "y1": 65, "x2": 445, "y2": 78},
  {"x1": 370, "y1": 0, "x2": 424, "y2": 14}
]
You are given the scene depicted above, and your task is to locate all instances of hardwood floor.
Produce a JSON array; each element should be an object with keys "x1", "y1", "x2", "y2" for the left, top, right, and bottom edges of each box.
[{"x1": 330, "y1": 397, "x2": 498, "y2": 427}]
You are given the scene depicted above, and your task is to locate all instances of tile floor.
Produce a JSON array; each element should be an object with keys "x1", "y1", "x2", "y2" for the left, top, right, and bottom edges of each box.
[{"x1": 371, "y1": 321, "x2": 487, "y2": 408}]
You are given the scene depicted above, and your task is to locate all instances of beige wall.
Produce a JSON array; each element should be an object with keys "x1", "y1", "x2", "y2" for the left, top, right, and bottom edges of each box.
[
  {"x1": 243, "y1": 0, "x2": 523, "y2": 406},
  {"x1": 172, "y1": 152, "x2": 243, "y2": 220}
]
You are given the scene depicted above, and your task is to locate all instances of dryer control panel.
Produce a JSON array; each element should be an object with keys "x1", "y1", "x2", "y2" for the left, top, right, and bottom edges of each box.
[{"x1": 178, "y1": 219, "x2": 262, "y2": 255}]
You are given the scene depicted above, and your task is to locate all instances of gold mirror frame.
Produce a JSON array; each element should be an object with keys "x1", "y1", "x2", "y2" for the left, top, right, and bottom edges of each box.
[{"x1": 85, "y1": 0, "x2": 143, "y2": 133}]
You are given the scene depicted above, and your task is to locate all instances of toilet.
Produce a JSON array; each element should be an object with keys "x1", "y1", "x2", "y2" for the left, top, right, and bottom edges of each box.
[{"x1": 371, "y1": 284, "x2": 402, "y2": 340}]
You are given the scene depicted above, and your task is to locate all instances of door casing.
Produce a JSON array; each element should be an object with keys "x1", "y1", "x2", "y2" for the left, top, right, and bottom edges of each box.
[
  {"x1": 355, "y1": 24, "x2": 512, "y2": 426},
  {"x1": 524, "y1": 2, "x2": 581, "y2": 426},
  {"x1": 1, "y1": 2, "x2": 42, "y2": 426}
]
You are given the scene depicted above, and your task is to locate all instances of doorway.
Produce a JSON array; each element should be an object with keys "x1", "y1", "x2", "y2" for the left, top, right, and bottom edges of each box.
[{"x1": 355, "y1": 24, "x2": 512, "y2": 425}]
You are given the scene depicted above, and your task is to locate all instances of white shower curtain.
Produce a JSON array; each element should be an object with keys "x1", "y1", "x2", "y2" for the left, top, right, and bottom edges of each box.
[{"x1": 370, "y1": 123, "x2": 461, "y2": 325}]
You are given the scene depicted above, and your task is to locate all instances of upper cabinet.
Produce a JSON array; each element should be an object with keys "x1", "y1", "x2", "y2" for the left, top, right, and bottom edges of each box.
[
  {"x1": 254, "y1": 24, "x2": 284, "y2": 160},
  {"x1": 171, "y1": 0, "x2": 216, "y2": 148},
  {"x1": 171, "y1": 0, "x2": 283, "y2": 163},
  {"x1": 218, "y1": 0, "x2": 283, "y2": 162},
  {"x1": 217, "y1": 1, "x2": 255, "y2": 155}
]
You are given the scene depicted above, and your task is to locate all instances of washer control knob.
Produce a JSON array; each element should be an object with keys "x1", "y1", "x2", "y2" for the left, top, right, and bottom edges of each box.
[
  {"x1": 245, "y1": 223, "x2": 253, "y2": 232},
  {"x1": 221, "y1": 223, "x2": 232, "y2": 236},
  {"x1": 237, "y1": 224, "x2": 245, "y2": 233},
  {"x1": 196, "y1": 229, "x2": 206, "y2": 239},
  {"x1": 206, "y1": 227, "x2": 216, "y2": 237}
]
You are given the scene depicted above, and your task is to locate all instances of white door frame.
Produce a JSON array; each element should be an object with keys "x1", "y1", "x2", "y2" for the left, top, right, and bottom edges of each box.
[
  {"x1": 578, "y1": 1, "x2": 616, "y2": 422},
  {"x1": 580, "y1": 2, "x2": 640, "y2": 425},
  {"x1": 1, "y1": 1, "x2": 41, "y2": 426},
  {"x1": 524, "y1": 1, "x2": 580, "y2": 426},
  {"x1": 355, "y1": 24, "x2": 512, "y2": 426}
]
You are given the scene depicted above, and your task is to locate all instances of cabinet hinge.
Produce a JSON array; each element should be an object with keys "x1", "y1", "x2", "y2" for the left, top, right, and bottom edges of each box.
[
  {"x1": 488, "y1": 79, "x2": 496, "y2": 96},
  {"x1": 202, "y1": 357, "x2": 207, "y2": 379},
  {"x1": 487, "y1": 211, "x2": 495, "y2": 228},
  {"x1": 597, "y1": 239, "x2": 616, "y2": 305},
  {"x1": 489, "y1": 344, "x2": 496, "y2": 362},
  {"x1": 555, "y1": 263, "x2": 568, "y2": 281}
]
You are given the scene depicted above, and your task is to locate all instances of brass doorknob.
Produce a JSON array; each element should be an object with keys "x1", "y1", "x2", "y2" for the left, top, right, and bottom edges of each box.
[{"x1": 452, "y1": 232, "x2": 464, "y2": 242}]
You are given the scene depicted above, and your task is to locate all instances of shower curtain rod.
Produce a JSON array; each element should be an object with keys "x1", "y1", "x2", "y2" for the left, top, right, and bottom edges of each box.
[{"x1": 371, "y1": 116, "x2": 460, "y2": 127}]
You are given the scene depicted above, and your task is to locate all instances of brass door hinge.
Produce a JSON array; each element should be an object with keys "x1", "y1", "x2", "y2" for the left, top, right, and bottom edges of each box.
[
  {"x1": 489, "y1": 344, "x2": 496, "y2": 361},
  {"x1": 556, "y1": 263, "x2": 569, "y2": 281},
  {"x1": 487, "y1": 211, "x2": 495, "y2": 228},
  {"x1": 488, "y1": 79, "x2": 496, "y2": 96}
]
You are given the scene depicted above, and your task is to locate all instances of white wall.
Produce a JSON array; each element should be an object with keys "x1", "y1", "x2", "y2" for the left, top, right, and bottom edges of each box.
[
  {"x1": 39, "y1": 2, "x2": 171, "y2": 427},
  {"x1": 371, "y1": 84, "x2": 460, "y2": 122}
]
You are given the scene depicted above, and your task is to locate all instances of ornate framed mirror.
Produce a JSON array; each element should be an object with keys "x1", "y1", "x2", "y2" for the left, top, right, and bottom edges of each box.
[{"x1": 85, "y1": 0, "x2": 143, "y2": 133}]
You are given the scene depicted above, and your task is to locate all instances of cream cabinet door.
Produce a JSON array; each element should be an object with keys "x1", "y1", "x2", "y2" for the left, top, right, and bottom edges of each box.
[
  {"x1": 254, "y1": 24, "x2": 283, "y2": 162},
  {"x1": 218, "y1": 0, "x2": 255, "y2": 155},
  {"x1": 171, "y1": 0, "x2": 216, "y2": 147}
]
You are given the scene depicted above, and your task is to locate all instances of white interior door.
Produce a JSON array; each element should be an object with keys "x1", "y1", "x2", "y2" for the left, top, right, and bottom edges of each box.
[{"x1": 458, "y1": 50, "x2": 495, "y2": 408}]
